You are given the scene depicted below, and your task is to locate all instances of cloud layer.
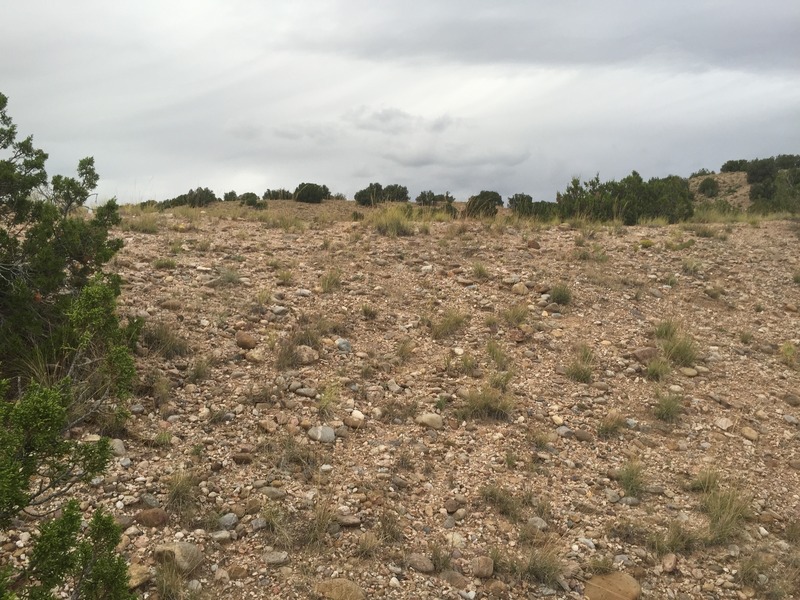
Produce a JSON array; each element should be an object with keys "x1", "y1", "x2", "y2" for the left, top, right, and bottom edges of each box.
[{"x1": 2, "y1": 1, "x2": 799, "y2": 203}]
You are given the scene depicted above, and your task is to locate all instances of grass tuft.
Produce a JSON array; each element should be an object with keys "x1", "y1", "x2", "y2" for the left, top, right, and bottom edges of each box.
[
  {"x1": 457, "y1": 387, "x2": 514, "y2": 421},
  {"x1": 549, "y1": 283, "x2": 572, "y2": 306},
  {"x1": 431, "y1": 308, "x2": 468, "y2": 340}
]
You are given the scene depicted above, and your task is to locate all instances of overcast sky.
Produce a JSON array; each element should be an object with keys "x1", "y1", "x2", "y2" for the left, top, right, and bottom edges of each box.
[{"x1": 2, "y1": 1, "x2": 799, "y2": 204}]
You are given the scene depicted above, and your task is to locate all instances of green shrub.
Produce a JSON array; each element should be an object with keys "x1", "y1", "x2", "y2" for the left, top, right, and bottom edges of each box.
[
  {"x1": 698, "y1": 177, "x2": 720, "y2": 198},
  {"x1": 293, "y1": 182, "x2": 329, "y2": 203},
  {"x1": 464, "y1": 190, "x2": 501, "y2": 218},
  {"x1": 431, "y1": 308, "x2": 468, "y2": 339},
  {"x1": 549, "y1": 283, "x2": 572, "y2": 306}
]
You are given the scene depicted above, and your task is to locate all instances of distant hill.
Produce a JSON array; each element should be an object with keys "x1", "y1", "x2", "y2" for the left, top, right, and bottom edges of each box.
[{"x1": 688, "y1": 171, "x2": 751, "y2": 210}]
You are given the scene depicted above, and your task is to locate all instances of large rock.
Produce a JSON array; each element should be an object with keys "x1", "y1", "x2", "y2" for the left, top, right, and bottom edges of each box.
[
  {"x1": 406, "y1": 553, "x2": 434, "y2": 573},
  {"x1": 308, "y1": 426, "x2": 336, "y2": 443},
  {"x1": 235, "y1": 330, "x2": 257, "y2": 350},
  {"x1": 296, "y1": 345, "x2": 319, "y2": 365},
  {"x1": 632, "y1": 347, "x2": 659, "y2": 364},
  {"x1": 154, "y1": 542, "x2": 203, "y2": 574},
  {"x1": 415, "y1": 413, "x2": 443, "y2": 430},
  {"x1": 135, "y1": 508, "x2": 168, "y2": 527},
  {"x1": 584, "y1": 572, "x2": 641, "y2": 600},
  {"x1": 314, "y1": 578, "x2": 366, "y2": 600},
  {"x1": 127, "y1": 564, "x2": 152, "y2": 589}
]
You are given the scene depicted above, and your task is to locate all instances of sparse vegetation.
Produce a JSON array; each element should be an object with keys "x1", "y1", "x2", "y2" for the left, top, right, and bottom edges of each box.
[
  {"x1": 142, "y1": 321, "x2": 191, "y2": 358},
  {"x1": 646, "y1": 357, "x2": 671, "y2": 381},
  {"x1": 320, "y1": 268, "x2": 342, "y2": 293},
  {"x1": 566, "y1": 344, "x2": 594, "y2": 383},
  {"x1": 704, "y1": 487, "x2": 750, "y2": 544},
  {"x1": 431, "y1": 308, "x2": 468, "y2": 340},
  {"x1": 549, "y1": 283, "x2": 572, "y2": 305},
  {"x1": 619, "y1": 461, "x2": 645, "y2": 497},
  {"x1": 457, "y1": 387, "x2": 514, "y2": 421},
  {"x1": 654, "y1": 392, "x2": 683, "y2": 422}
]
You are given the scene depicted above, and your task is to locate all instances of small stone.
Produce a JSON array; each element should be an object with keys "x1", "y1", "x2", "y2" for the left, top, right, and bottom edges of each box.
[
  {"x1": 127, "y1": 564, "x2": 152, "y2": 589},
  {"x1": 110, "y1": 438, "x2": 126, "y2": 456},
  {"x1": 232, "y1": 452, "x2": 253, "y2": 464},
  {"x1": 741, "y1": 426, "x2": 759, "y2": 441},
  {"x1": 308, "y1": 426, "x2": 336, "y2": 443},
  {"x1": 527, "y1": 516, "x2": 548, "y2": 531},
  {"x1": 263, "y1": 550, "x2": 289, "y2": 565},
  {"x1": 662, "y1": 553, "x2": 677, "y2": 573},
  {"x1": 440, "y1": 569, "x2": 469, "y2": 590},
  {"x1": 407, "y1": 553, "x2": 435, "y2": 573},
  {"x1": 228, "y1": 565, "x2": 248, "y2": 579},
  {"x1": 784, "y1": 393, "x2": 800, "y2": 407},
  {"x1": 679, "y1": 367, "x2": 698, "y2": 377},
  {"x1": 715, "y1": 417, "x2": 734, "y2": 431},
  {"x1": 263, "y1": 486, "x2": 287, "y2": 500},
  {"x1": 471, "y1": 556, "x2": 494, "y2": 578},
  {"x1": 135, "y1": 508, "x2": 168, "y2": 527},
  {"x1": 632, "y1": 347, "x2": 659, "y2": 364},
  {"x1": 584, "y1": 572, "x2": 641, "y2": 600},
  {"x1": 337, "y1": 514, "x2": 361, "y2": 527},
  {"x1": 218, "y1": 513, "x2": 238, "y2": 530},
  {"x1": 235, "y1": 330, "x2": 257, "y2": 350},
  {"x1": 314, "y1": 578, "x2": 366, "y2": 600},
  {"x1": 335, "y1": 338, "x2": 352, "y2": 353},
  {"x1": 295, "y1": 345, "x2": 319, "y2": 365},
  {"x1": 415, "y1": 413, "x2": 444, "y2": 430},
  {"x1": 556, "y1": 425, "x2": 573, "y2": 438},
  {"x1": 575, "y1": 430, "x2": 593, "y2": 442},
  {"x1": 511, "y1": 282, "x2": 528, "y2": 295},
  {"x1": 154, "y1": 542, "x2": 203, "y2": 574}
]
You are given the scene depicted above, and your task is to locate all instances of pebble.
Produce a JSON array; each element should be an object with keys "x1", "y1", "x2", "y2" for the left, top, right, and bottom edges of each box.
[
  {"x1": 415, "y1": 413, "x2": 444, "y2": 430},
  {"x1": 308, "y1": 426, "x2": 336, "y2": 443}
]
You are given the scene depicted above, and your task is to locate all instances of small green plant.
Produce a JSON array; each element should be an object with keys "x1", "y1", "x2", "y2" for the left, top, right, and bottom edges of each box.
[
  {"x1": 654, "y1": 392, "x2": 682, "y2": 422},
  {"x1": 793, "y1": 271, "x2": 800, "y2": 285},
  {"x1": 431, "y1": 308, "x2": 468, "y2": 340},
  {"x1": 472, "y1": 262, "x2": 490, "y2": 279},
  {"x1": 597, "y1": 413, "x2": 626, "y2": 438},
  {"x1": 640, "y1": 239, "x2": 654, "y2": 248},
  {"x1": 487, "y1": 340, "x2": 510, "y2": 370},
  {"x1": 589, "y1": 556, "x2": 615, "y2": 575},
  {"x1": 361, "y1": 304, "x2": 378, "y2": 320},
  {"x1": 457, "y1": 387, "x2": 514, "y2": 421},
  {"x1": 153, "y1": 257, "x2": 176, "y2": 269},
  {"x1": 704, "y1": 286, "x2": 723, "y2": 299},
  {"x1": 489, "y1": 371, "x2": 514, "y2": 392},
  {"x1": 187, "y1": 357, "x2": 211, "y2": 383},
  {"x1": 368, "y1": 204, "x2": 414, "y2": 236},
  {"x1": 654, "y1": 318, "x2": 679, "y2": 340},
  {"x1": 566, "y1": 344, "x2": 593, "y2": 383},
  {"x1": 167, "y1": 469, "x2": 198, "y2": 520},
  {"x1": 682, "y1": 258, "x2": 702, "y2": 274},
  {"x1": 217, "y1": 267, "x2": 241, "y2": 286},
  {"x1": 662, "y1": 335, "x2": 697, "y2": 367},
  {"x1": 155, "y1": 563, "x2": 185, "y2": 600},
  {"x1": 687, "y1": 469, "x2": 720, "y2": 494},
  {"x1": 142, "y1": 322, "x2": 190, "y2": 358},
  {"x1": 354, "y1": 531, "x2": 381, "y2": 558},
  {"x1": 378, "y1": 509, "x2": 405, "y2": 543},
  {"x1": 481, "y1": 485, "x2": 522, "y2": 521},
  {"x1": 549, "y1": 283, "x2": 572, "y2": 306},
  {"x1": 276, "y1": 269, "x2": 294, "y2": 286},
  {"x1": 646, "y1": 357, "x2": 671, "y2": 381},
  {"x1": 320, "y1": 269, "x2": 342, "y2": 293},
  {"x1": 296, "y1": 501, "x2": 336, "y2": 549},
  {"x1": 260, "y1": 503, "x2": 293, "y2": 548},
  {"x1": 780, "y1": 342, "x2": 797, "y2": 368},
  {"x1": 396, "y1": 337, "x2": 415, "y2": 363},
  {"x1": 124, "y1": 213, "x2": 161, "y2": 234},
  {"x1": 318, "y1": 383, "x2": 339, "y2": 419},
  {"x1": 648, "y1": 521, "x2": 702, "y2": 556},
  {"x1": 619, "y1": 461, "x2": 644, "y2": 497},
  {"x1": 502, "y1": 303, "x2": 528, "y2": 327},
  {"x1": 153, "y1": 430, "x2": 172, "y2": 447},
  {"x1": 704, "y1": 488, "x2": 750, "y2": 544},
  {"x1": 429, "y1": 543, "x2": 452, "y2": 572},
  {"x1": 739, "y1": 330, "x2": 754, "y2": 345}
]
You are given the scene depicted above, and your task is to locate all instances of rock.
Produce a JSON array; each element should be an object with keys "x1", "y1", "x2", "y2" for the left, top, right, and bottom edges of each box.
[
  {"x1": 232, "y1": 452, "x2": 253, "y2": 464},
  {"x1": 556, "y1": 425, "x2": 574, "y2": 438},
  {"x1": 662, "y1": 553, "x2": 677, "y2": 573},
  {"x1": 741, "y1": 426, "x2": 759, "y2": 441},
  {"x1": 486, "y1": 579, "x2": 508, "y2": 597},
  {"x1": 295, "y1": 345, "x2": 319, "y2": 365},
  {"x1": 135, "y1": 508, "x2": 168, "y2": 527},
  {"x1": 471, "y1": 556, "x2": 494, "y2": 578},
  {"x1": 415, "y1": 413, "x2": 443, "y2": 430},
  {"x1": 308, "y1": 426, "x2": 336, "y2": 443},
  {"x1": 343, "y1": 410, "x2": 365, "y2": 429},
  {"x1": 263, "y1": 550, "x2": 289, "y2": 565},
  {"x1": 154, "y1": 542, "x2": 203, "y2": 574},
  {"x1": 235, "y1": 330, "x2": 257, "y2": 349},
  {"x1": 511, "y1": 282, "x2": 528, "y2": 295},
  {"x1": 314, "y1": 578, "x2": 366, "y2": 600},
  {"x1": 575, "y1": 430, "x2": 593, "y2": 442},
  {"x1": 407, "y1": 553, "x2": 435, "y2": 573},
  {"x1": 218, "y1": 513, "x2": 239, "y2": 530},
  {"x1": 679, "y1": 367, "x2": 698, "y2": 377},
  {"x1": 440, "y1": 569, "x2": 469, "y2": 589},
  {"x1": 335, "y1": 338, "x2": 352, "y2": 353},
  {"x1": 784, "y1": 393, "x2": 800, "y2": 407},
  {"x1": 337, "y1": 514, "x2": 361, "y2": 527},
  {"x1": 263, "y1": 486, "x2": 287, "y2": 500},
  {"x1": 584, "y1": 572, "x2": 641, "y2": 600},
  {"x1": 110, "y1": 438, "x2": 126, "y2": 456},
  {"x1": 715, "y1": 417, "x2": 734, "y2": 431},
  {"x1": 229, "y1": 565, "x2": 248, "y2": 579},
  {"x1": 632, "y1": 347, "x2": 659, "y2": 364},
  {"x1": 127, "y1": 564, "x2": 151, "y2": 589},
  {"x1": 527, "y1": 516, "x2": 548, "y2": 531}
]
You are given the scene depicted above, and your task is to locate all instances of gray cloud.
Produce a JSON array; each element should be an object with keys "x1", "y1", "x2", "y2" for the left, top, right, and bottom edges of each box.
[{"x1": 1, "y1": 1, "x2": 798, "y2": 204}]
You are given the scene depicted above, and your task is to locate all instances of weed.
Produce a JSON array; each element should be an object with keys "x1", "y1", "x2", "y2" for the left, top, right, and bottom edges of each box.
[
  {"x1": 489, "y1": 371, "x2": 514, "y2": 392},
  {"x1": 619, "y1": 461, "x2": 644, "y2": 497},
  {"x1": 794, "y1": 271, "x2": 800, "y2": 285},
  {"x1": 153, "y1": 430, "x2": 172, "y2": 447},
  {"x1": 354, "y1": 531, "x2": 381, "y2": 558},
  {"x1": 457, "y1": 387, "x2": 514, "y2": 421},
  {"x1": 276, "y1": 269, "x2": 294, "y2": 286},
  {"x1": 296, "y1": 501, "x2": 336, "y2": 549},
  {"x1": 597, "y1": 413, "x2": 626, "y2": 439},
  {"x1": 429, "y1": 543, "x2": 451, "y2": 572},
  {"x1": 739, "y1": 330, "x2": 754, "y2": 345},
  {"x1": 487, "y1": 340, "x2": 510, "y2": 370},
  {"x1": 549, "y1": 283, "x2": 572, "y2": 306},
  {"x1": 260, "y1": 503, "x2": 293, "y2": 548},
  {"x1": 378, "y1": 509, "x2": 405, "y2": 543},
  {"x1": 654, "y1": 392, "x2": 682, "y2": 422},
  {"x1": 318, "y1": 383, "x2": 339, "y2": 419},
  {"x1": 687, "y1": 470, "x2": 719, "y2": 494},
  {"x1": 640, "y1": 239, "x2": 654, "y2": 248},
  {"x1": 662, "y1": 335, "x2": 697, "y2": 367},
  {"x1": 155, "y1": 563, "x2": 185, "y2": 600},
  {"x1": 780, "y1": 342, "x2": 797, "y2": 368},
  {"x1": 589, "y1": 556, "x2": 615, "y2": 575},
  {"x1": 167, "y1": 469, "x2": 198, "y2": 520},
  {"x1": 123, "y1": 213, "x2": 161, "y2": 234},
  {"x1": 648, "y1": 521, "x2": 702, "y2": 556},
  {"x1": 704, "y1": 286, "x2": 723, "y2": 300},
  {"x1": 142, "y1": 322, "x2": 191, "y2": 358},
  {"x1": 646, "y1": 357, "x2": 671, "y2": 381},
  {"x1": 431, "y1": 308, "x2": 468, "y2": 340},
  {"x1": 320, "y1": 269, "x2": 342, "y2": 293},
  {"x1": 502, "y1": 303, "x2": 528, "y2": 327},
  {"x1": 153, "y1": 257, "x2": 176, "y2": 269},
  {"x1": 654, "y1": 319, "x2": 679, "y2": 340},
  {"x1": 566, "y1": 343, "x2": 593, "y2": 383},
  {"x1": 704, "y1": 488, "x2": 750, "y2": 544},
  {"x1": 472, "y1": 262, "x2": 490, "y2": 279},
  {"x1": 369, "y1": 205, "x2": 414, "y2": 237},
  {"x1": 481, "y1": 485, "x2": 521, "y2": 521},
  {"x1": 395, "y1": 337, "x2": 415, "y2": 363},
  {"x1": 518, "y1": 544, "x2": 561, "y2": 585},
  {"x1": 361, "y1": 304, "x2": 378, "y2": 320},
  {"x1": 187, "y1": 357, "x2": 211, "y2": 384},
  {"x1": 682, "y1": 258, "x2": 702, "y2": 275}
]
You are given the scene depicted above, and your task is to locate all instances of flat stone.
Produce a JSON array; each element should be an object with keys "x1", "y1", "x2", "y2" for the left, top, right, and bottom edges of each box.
[
  {"x1": 415, "y1": 413, "x2": 443, "y2": 430},
  {"x1": 263, "y1": 550, "x2": 289, "y2": 565},
  {"x1": 715, "y1": 417, "x2": 734, "y2": 431},
  {"x1": 295, "y1": 345, "x2": 319, "y2": 365},
  {"x1": 471, "y1": 556, "x2": 494, "y2": 578},
  {"x1": 632, "y1": 347, "x2": 659, "y2": 364},
  {"x1": 662, "y1": 553, "x2": 677, "y2": 573},
  {"x1": 584, "y1": 572, "x2": 641, "y2": 600},
  {"x1": 407, "y1": 553, "x2": 434, "y2": 573},
  {"x1": 110, "y1": 438, "x2": 126, "y2": 456},
  {"x1": 127, "y1": 564, "x2": 152, "y2": 589},
  {"x1": 218, "y1": 513, "x2": 239, "y2": 530},
  {"x1": 337, "y1": 514, "x2": 361, "y2": 527},
  {"x1": 308, "y1": 426, "x2": 336, "y2": 443},
  {"x1": 511, "y1": 282, "x2": 528, "y2": 295},
  {"x1": 679, "y1": 367, "x2": 698, "y2": 377},
  {"x1": 232, "y1": 452, "x2": 253, "y2": 464},
  {"x1": 314, "y1": 578, "x2": 366, "y2": 600},
  {"x1": 741, "y1": 426, "x2": 759, "y2": 441},
  {"x1": 154, "y1": 542, "x2": 203, "y2": 574},
  {"x1": 784, "y1": 393, "x2": 800, "y2": 407},
  {"x1": 575, "y1": 430, "x2": 593, "y2": 442}
]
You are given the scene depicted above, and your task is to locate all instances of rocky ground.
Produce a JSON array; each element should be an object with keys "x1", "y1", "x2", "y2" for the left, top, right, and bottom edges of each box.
[{"x1": 3, "y1": 201, "x2": 800, "y2": 599}]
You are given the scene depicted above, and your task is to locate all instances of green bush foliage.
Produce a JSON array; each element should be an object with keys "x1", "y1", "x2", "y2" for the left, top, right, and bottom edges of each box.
[
  {"x1": 698, "y1": 177, "x2": 720, "y2": 198},
  {"x1": 293, "y1": 182, "x2": 329, "y2": 203},
  {"x1": 0, "y1": 91, "x2": 134, "y2": 598},
  {"x1": 223, "y1": 190, "x2": 237, "y2": 202},
  {"x1": 415, "y1": 190, "x2": 457, "y2": 216},
  {"x1": 720, "y1": 159, "x2": 748, "y2": 172},
  {"x1": 465, "y1": 190, "x2": 502, "y2": 218},
  {"x1": 262, "y1": 188, "x2": 293, "y2": 200},
  {"x1": 160, "y1": 187, "x2": 218, "y2": 208},
  {"x1": 355, "y1": 182, "x2": 409, "y2": 206}
]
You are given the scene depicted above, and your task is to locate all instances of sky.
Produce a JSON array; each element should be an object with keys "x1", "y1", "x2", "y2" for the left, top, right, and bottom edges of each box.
[{"x1": 2, "y1": 1, "x2": 799, "y2": 205}]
